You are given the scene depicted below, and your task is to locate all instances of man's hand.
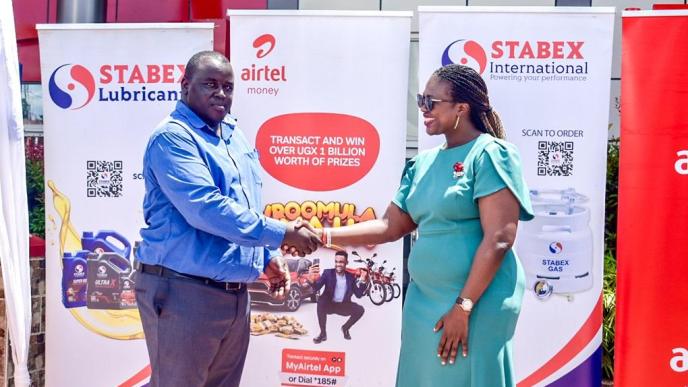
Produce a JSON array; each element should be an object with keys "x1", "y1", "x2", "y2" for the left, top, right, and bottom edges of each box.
[
  {"x1": 281, "y1": 219, "x2": 322, "y2": 257},
  {"x1": 309, "y1": 264, "x2": 321, "y2": 275},
  {"x1": 265, "y1": 256, "x2": 291, "y2": 300},
  {"x1": 359, "y1": 269, "x2": 369, "y2": 283}
]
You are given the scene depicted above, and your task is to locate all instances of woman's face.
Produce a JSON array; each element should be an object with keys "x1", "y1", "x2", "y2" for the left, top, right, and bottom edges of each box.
[{"x1": 420, "y1": 75, "x2": 460, "y2": 136}]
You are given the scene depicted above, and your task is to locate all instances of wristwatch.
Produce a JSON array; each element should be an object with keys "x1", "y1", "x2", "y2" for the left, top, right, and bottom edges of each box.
[{"x1": 455, "y1": 296, "x2": 474, "y2": 313}]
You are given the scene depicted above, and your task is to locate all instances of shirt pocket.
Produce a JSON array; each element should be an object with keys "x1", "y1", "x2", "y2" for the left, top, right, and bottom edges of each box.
[{"x1": 245, "y1": 149, "x2": 263, "y2": 188}]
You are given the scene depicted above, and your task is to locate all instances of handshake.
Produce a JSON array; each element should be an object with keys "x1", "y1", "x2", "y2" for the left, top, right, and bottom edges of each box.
[
  {"x1": 267, "y1": 219, "x2": 321, "y2": 300},
  {"x1": 280, "y1": 218, "x2": 323, "y2": 257}
]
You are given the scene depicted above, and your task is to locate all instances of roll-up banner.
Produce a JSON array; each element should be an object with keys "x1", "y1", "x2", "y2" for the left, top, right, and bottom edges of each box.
[
  {"x1": 228, "y1": 10, "x2": 411, "y2": 387},
  {"x1": 616, "y1": 10, "x2": 688, "y2": 386},
  {"x1": 37, "y1": 24, "x2": 214, "y2": 386},
  {"x1": 418, "y1": 7, "x2": 613, "y2": 386}
]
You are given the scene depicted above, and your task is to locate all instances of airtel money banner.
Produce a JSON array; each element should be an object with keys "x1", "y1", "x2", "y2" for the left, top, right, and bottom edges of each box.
[
  {"x1": 228, "y1": 10, "x2": 411, "y2": 387},
  {"x1": 616, "y1": 10, "x2": 688, "y2": 386},
  {"x1": 38, "y1": 24, "x2": 213, "y2": 386},
  {"x1": 418, "y1": 7, "x2": 614, "y2": 386}
]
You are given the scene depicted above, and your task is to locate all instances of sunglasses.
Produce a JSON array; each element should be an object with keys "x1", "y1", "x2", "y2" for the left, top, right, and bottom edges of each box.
[{"x1": 416, "y1": 93, "x2": 453, "y2": 111}]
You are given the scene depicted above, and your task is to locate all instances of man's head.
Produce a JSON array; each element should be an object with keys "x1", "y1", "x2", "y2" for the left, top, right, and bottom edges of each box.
[
  {"x1": 181, "y1": 51, "x2": 234, "y2": 130},
  {"x1": 334, "y1": 251, "x2": 348, "y2": 274}
]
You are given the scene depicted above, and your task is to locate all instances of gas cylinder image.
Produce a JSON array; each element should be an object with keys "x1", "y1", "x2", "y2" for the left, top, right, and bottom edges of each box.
[{"x1": 517, "y1": 188, "x2": 593, "y2": 300}]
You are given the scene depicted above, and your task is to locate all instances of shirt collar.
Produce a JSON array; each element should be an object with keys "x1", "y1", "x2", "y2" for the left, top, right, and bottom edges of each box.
[
  {"x1": 221, "y1": 114, "x2": 237, "y2": 141},
  {"x1": 174, "y1": 101, "x2": 237, "y2": 141}
]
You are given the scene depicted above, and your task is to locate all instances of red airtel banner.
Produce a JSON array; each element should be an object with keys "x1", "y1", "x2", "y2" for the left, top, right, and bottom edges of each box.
[{"x1": 616, "y1": 11, "x2": 688, "y2": 386}]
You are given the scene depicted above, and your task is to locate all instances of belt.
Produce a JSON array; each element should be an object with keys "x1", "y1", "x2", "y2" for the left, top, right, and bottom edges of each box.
[{"x1": 136, "y1": 262, "x2": 245, "y2": 292}]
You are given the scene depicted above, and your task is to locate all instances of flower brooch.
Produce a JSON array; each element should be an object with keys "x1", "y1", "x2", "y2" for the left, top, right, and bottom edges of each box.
[{"x1": 453, "y1": 162, "x2": 465, "y2": 179}]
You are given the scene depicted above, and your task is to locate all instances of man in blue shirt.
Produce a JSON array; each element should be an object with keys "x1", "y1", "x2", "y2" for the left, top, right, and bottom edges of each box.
[{"x1": 134, "y1": 51, "x2": 320, "y2": 387}]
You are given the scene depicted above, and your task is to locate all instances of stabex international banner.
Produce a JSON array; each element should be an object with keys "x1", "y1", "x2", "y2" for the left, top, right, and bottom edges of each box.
[
  {"x1": 38, "y1": 23, "x2": 213, "y2": 386},
  {"x1": 418, "y1": 7, "x2": 614, "y2": 386},
  {"x1": 616, "y1": 10, "x2": 688, "y2": 387},
  {"x1": 228, "y1": 10, "x2": 411, "y2": 387}
]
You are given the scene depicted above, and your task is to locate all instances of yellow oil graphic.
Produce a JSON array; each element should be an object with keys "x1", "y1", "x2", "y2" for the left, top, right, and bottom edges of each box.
[{"x1": 48, "y1": 180, "x2": 144, "y2": 340}]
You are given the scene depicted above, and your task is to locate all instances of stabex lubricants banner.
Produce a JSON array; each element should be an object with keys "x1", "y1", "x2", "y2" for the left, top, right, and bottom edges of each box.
[
  {"x1": 616, "y1": 10, "x2": 688, "y2": 387},
  {"x1": 418, "y1": 7, "x2": 614, "y2": 386},
  {"x1": 228, "y1": 10, "x2": 411, "y2": 387},
  {"x1": 38, "y1": 24, "x2": 213, "y2": 386}
]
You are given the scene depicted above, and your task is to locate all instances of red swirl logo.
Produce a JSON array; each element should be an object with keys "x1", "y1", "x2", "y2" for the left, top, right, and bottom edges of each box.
[
  {"x1": 441, "y1": 39, "x2": 487, "y2": 74},
  {"x1": 253, "y1": 34, "x2": 276, "y2": 58}
]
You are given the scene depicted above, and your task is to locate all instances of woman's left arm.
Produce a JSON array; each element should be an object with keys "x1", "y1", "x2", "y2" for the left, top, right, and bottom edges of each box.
[{"x1": 435, "y1": 187, "x2": 520, "y2": 365}]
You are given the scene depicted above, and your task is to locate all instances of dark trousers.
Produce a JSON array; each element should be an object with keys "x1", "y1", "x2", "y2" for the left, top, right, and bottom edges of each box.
[
  {"x1": 134, "y1": 271, "x2": 250, "y2": 387},
  {"x1": 316, "y1": 298, "x2": 364, "y2": 335}
]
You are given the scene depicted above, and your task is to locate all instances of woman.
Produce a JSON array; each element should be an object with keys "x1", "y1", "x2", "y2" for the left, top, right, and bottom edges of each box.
[{"x1": 316, "y1": 64, "x2": 534, "y2": 386}]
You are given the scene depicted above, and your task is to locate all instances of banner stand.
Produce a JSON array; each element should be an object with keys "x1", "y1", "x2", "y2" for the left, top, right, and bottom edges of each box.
[{"x1": 417, "y1": 7, "x2": 613, "y2": 385}]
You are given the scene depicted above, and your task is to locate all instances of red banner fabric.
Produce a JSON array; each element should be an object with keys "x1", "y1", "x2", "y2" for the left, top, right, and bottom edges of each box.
[{"x1": 616, "y1": 13, "x2": 688, "y2": 386}]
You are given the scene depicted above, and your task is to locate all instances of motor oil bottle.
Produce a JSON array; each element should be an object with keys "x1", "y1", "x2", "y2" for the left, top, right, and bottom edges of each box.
[
  {"x1": 61, "y1": 250, "x2": 89, "y2": 308},
  {"x1": 87, "y1": 252, "x2": 132, "y2": 310},
  {"x1": 119, "y1": 272, "x2": 137, "y2": 309},
  {"x1": 81, "y1": 230, "x2": 132, "y2": 259}
]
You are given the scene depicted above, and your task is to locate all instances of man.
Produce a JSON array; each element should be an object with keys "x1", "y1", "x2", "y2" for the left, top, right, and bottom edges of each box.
[
  {"x1": 311, "y1": 251, "x2": 368, "y2": 344},
  {"x1": 134, "y1": 51, "x2": 320, "y2": 387}
]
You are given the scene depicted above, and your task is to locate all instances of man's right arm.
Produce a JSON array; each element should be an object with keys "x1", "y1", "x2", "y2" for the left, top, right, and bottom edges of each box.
[
  {"x1": 310, "y1": 269, "x2": 326, "y2": 293},
  {"x1": 148, "y1": 130, "x2": 318, "y2": 252}
]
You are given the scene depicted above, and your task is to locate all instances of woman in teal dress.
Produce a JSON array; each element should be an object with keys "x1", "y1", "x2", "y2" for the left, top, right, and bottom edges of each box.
[{"x1": 317, "y1": 64, "x2": 533, "y2": 386}]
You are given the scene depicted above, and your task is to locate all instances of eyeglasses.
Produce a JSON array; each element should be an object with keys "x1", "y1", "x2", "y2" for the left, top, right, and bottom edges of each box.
[{"x1": 416, "y1": 94, "x2": 452, "y2": 111}]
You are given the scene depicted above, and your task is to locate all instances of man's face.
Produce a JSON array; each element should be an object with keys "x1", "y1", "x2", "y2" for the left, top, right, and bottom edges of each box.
[
  {"x1": 334, "y1": 255, "x2": 347, "y2": 274},
  {"x1": 181, "y1": 57, "x2": 234, "y2": 129}
]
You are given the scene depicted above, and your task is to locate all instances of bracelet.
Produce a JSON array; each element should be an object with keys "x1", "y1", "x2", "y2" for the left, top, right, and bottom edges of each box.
[
  {"x1": 320, "y1": 227, "x2": 328, "y2": 245},
  {"x1": 322, "y1": 227, "x2": 332, "y2": 248}
]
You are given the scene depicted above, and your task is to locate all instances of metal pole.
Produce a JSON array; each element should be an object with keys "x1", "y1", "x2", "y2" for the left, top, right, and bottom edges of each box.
[{"x1": 57, "y1": 0, "x2": 107, "y2": 23}]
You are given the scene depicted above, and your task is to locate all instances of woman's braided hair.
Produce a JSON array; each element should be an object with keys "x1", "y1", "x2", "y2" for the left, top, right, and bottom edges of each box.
[{"x1": 433, "y1": 64, "x2": 505, "y2": 139}]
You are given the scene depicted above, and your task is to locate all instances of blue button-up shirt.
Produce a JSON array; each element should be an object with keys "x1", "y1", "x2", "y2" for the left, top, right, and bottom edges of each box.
[{"x1": 137, "y1": 101, "x2": 286, "y2": 282}]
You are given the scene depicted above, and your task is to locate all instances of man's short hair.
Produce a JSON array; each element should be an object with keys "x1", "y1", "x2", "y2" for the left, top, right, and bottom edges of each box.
[
  {"x1": 184, "y1": 51, "x2": 230, "y2": 81},
  {"x1": 335, "y1": 251, "x2": 348, "y2": 261}
]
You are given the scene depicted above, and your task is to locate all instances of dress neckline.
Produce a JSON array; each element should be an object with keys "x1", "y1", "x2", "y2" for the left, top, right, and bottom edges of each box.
[{"x1": 439, "y1": 133, "x2": 485, "y2": 152}]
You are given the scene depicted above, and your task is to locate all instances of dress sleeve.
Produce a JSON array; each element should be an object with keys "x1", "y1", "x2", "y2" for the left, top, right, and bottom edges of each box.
[
  {"x1": 473, "y1": 140, "x2": 535, "y2": 221},
  {"x1": 392, "y1": 157, "x2": 417, "y2": 213}
]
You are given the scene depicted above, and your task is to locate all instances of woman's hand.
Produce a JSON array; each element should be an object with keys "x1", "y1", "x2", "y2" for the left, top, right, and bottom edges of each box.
[{"x1": 434, "y1": 305, "x2": 469, "y2": 365}]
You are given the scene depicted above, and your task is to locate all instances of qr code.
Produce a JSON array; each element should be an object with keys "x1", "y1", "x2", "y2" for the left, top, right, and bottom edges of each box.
[
  {"x1": 87, "y1": 160, "x2": 123, "y2": 197},
  {"x1": 537, "y1": 141, "x2": 574, "y2": 176}
]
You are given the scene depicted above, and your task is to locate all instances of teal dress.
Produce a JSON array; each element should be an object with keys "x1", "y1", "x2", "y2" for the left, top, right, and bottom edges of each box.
[{"x1": 393, "y1": 134, "x2": 534, "y2": 387}]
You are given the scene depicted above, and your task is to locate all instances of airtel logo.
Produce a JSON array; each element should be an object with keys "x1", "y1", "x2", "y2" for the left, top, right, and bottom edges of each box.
[
  {"x1": 670, "y1": 347, "x2": 688, "y2": 372},
  {"x1": 253, "y1": 34, "x2": 275, "y2": 58},
  {"x1": 675, "y1": 150, "x2": 688, "y2": 175},
  {"x1": 240, "y1": 33, "x2": 286, "y2": 82}
]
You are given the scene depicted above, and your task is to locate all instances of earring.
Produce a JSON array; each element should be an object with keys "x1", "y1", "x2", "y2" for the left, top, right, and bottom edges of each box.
[{"x1": 453, "y1": 115, "x2": 461, "y2": 130}]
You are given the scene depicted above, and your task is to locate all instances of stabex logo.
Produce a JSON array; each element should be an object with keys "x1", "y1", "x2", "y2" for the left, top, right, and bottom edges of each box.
[
  {"x1": 442, "y1": 39, "x2": 487, "y2": 74},
  {"x1": 49, "y1": 64, "x2": 96, "y2": 110},
  {"x1": 548, "y1": 242, "x2": 563, "y2": 254},
  {"x1": 48, "y1": 62, "x2": 185, "y2": 109},
  {"x1": 441, "y1": 38, "x2": 589, "y2": 82}
]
